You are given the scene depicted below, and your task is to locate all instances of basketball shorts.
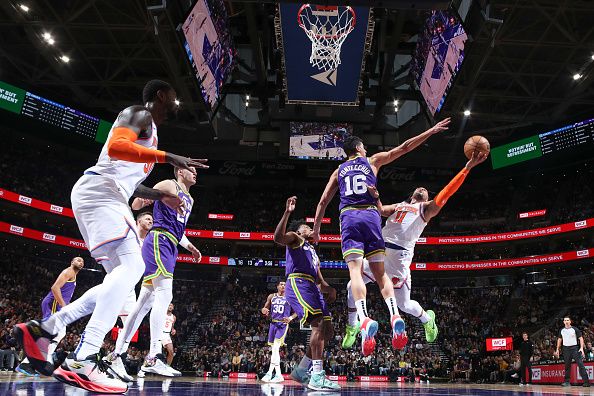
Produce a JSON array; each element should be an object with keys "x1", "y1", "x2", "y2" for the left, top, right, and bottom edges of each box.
[
  {"x1": 71, "y1": 174, "x2": 139, "y2": 257},
  {"x1": 267, "y1": 321, "x2": 289, "y2": 346},
  {"x1": 161, "y1": 332, "x2": 173, "y2": 347},
  {"x1": 285, "y1": 273, "x2": 331, "y2": 326},
  {"x1": 361, "y1": 248, "x2": 413, "y2": 290},
  {"x1": 143, "y1": 229, "x2": 178, "y2": 283},
  {"x1": 339, "y1": 208, "x2": 385, "y2": 261},
  {"x1": 41, "y1": 296, "x2": 60, "y2": 320}
]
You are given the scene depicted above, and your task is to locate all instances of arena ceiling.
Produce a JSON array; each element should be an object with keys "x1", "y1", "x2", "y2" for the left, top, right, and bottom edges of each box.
[{"x1": 1, "y1": 0, "x2": 593, "y2": 154}]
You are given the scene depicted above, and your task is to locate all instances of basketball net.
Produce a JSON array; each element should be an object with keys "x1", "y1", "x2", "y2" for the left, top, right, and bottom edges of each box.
[{"x1": 298, "y1": 5, "x2": 356, "y2": 72}]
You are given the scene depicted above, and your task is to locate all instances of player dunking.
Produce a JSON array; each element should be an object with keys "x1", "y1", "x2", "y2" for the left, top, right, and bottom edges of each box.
[
  {"x1": 13, "y1": 80, "x2": 207, "y2": 394},
  {"x1": 343, "y1": 151, "x2": 487, "y2": 349},
  {"x1": 274, "y1": 197, "x2": 340, "y2": 391},
  {"x1": 312, "y1": 119, "x2": 450, "y2": 355},
  {"x1": 106, "y1": 167, "x2": 201, "y2": 381},
  {"x1": 261, "y1": 281, "x2": 296, "y2": 383},
  {"x1": 16, "y1": 257, "x2": 84, "y2": 376}
]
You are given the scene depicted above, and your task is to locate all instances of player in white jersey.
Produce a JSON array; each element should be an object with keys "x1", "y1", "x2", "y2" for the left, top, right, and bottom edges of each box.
[
  {"x1": 343, "y1": 152, "x2": 487, "y2": 349},
  {"x1": 13, "y1": 80, "x2": 207, "y2": 394},
  {"x1": 161, "y1": 304, "x2": 177, "y2": 365}
]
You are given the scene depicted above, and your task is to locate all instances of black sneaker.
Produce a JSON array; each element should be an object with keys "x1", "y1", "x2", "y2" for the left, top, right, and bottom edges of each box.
[
  {"x1": 12, "y1": 320, "x2": 56, "y2": 376},
  {"x1": 561, "y1": 382, "x2": 570, "y2": 387},
  {"x1": 583, "y1": 382, "x2": 590, "y2": 387}
]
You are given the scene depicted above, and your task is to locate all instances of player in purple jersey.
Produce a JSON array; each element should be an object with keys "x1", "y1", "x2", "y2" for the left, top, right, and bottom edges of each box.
[
  {"x1": 261, "y1": 281, "x2": 297, "y2": 383},
  {"x1": 104, "y1": 166, "x2": 202, "y2": 381},
  {"x1": 16, "y1": 257, "x2": 84, "y2": 376},
  {"x1": 312, "y1": 119, "x2": 450, "y2": 355},
  {"x1": 274, "y1": 196, "x2": 340, "y2": 391}
]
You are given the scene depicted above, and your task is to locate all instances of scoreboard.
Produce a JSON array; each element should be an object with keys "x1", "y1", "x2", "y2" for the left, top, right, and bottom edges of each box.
[
  {"x1": 0, "y1": 80, "x2": 112, "y2": 143},
  {"x1": 491, "y1": 117, "x2": 594, "y2": 169},
  {"x1": 229, "y1": 257, "x2": 348, "y2": 269}
]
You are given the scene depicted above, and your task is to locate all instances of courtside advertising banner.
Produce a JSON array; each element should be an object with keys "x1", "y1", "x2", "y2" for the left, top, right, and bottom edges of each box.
[
  {"x1": 277, "y1": 4, "x2": 372, "y2": 104},
  {"x1": 531, "y1": 362, "x2": 594, "y2": 384}
]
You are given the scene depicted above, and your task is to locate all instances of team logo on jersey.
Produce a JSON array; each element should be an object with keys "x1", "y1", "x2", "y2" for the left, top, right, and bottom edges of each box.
[
  {"x1": 42, "y1": 233, "x2": 56, "y2": 242},
  {"x1": 50, "y1": 204, "x2": 64, "y2": 213},
  {"x1": 9, "y1": 225, "x2": 23, "y2": 234},
  {"x1": 18, "y1": 195, "x2": 32, "y2": 205}
]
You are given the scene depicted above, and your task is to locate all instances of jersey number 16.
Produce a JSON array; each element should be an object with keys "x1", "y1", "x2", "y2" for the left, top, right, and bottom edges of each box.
[{"x1": 344, "y1": 175, "x2": 367, "y2": 196}]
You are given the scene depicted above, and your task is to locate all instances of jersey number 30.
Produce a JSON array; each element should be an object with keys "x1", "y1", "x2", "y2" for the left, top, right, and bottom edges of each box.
[
  {"x1": 272, "y1": 305, "x2": 285, "y2": 314},
  {"x1": 344, "y1": 175, "x2": 367, "y2": 196}
]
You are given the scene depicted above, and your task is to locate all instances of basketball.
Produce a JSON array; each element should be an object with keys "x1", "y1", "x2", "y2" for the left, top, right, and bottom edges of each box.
[{"x1": 464, "y1": 135, "x2": 490, "y2": 159}]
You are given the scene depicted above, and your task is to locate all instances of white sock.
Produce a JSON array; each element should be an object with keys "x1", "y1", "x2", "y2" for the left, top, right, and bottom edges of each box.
[
  {"x1": 312, "y1": 359, "x2": 323, "y2": 373},
  {"x1": 354, "y1": 299, "x2": 368, "y2": 321},
  {"x1": 149, "y1": 277, "x2": 173, "y2": 357},
  {"x1": 75, "y1": 240, "x2": 144, "y2": 359},
  {"x1": 46, "y1": 327, "x2": 67, "y2": 363},
  {"x1": 385, "y1": 296, "x2": 400, "y2": 317},
  {"x1": 298, "y1": 355, "x2": 312, "y2": 370},
  {"x1": 114, "y1": 285, "x2": 154, "y2": 355},
  {"x1": 418, "y1": 310, "x2": 430, "y2": 324},
  {"x1": 42, "y1": 284, "x2": 101, "y2": 335}
]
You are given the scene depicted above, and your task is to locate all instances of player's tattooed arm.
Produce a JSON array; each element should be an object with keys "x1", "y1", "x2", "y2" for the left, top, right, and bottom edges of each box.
[
  {"x1": 370, "y1": 118, "x2": 451, "y2": 169},
  {"x1": 274, "y1": 196, "x2": 301, "y2": 248},
  {"x1": 261, "y1": 293, "x2": 273, "y2": 316}
]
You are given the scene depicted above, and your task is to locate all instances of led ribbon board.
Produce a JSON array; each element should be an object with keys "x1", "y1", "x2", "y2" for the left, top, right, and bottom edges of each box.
[{"x1": 276, "y1": 4, "x2": 373, "y2": 105}]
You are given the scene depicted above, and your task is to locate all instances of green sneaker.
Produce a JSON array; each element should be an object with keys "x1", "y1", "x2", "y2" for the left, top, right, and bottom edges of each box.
[
  {"x1": 308, "y1": 371, "x2": 341, "y2": 391},
  {"x1": 423, "y1": 310, "x2": 438, "y2": 342},
  {"x1": 341, "y1": 322, "x2": 360, "y2": 349}
]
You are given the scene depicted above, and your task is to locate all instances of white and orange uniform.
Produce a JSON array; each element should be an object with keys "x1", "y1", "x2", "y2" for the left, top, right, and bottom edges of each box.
[
  {"x1": 161, "y1": 313, "x2": 175, "y2": 347},
  {"x1": 71, "y1": 119, "x2": 158, "y2": 257},
  {"x1": 362, "y1": 202, "x2": 427, "y2": 290}
]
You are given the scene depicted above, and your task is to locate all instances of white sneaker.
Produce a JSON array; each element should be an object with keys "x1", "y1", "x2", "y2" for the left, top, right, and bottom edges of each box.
[
  {"x1": 137, "y1": 368, "x2": 145, "y2": 378},
  {"x1": 104, "y1": 353, "x2": 133, "y2": 382},
  {"x1": 167, "y1": 365, "x2": 182, "y2": 377},
  {"x1": 142, "y1": 357, "x2": 174, "y2": 377},
  {"x1": 271, "y1": 374, "x2": 284, "y2": 382},
  {"x1": 261, "y1": 372, "x2": 273, "y2": 382},
  {"x1": 53, "y1": 354, "x2": 128, "y2": 394}
]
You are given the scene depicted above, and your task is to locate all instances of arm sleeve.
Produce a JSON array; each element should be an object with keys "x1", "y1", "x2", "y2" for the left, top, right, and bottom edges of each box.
[
  {"x1": 179, "y1": 235, "x2": 191, "y2": 249},
  {"x1": 434, "y1": 167, "x2": 469, "y2": 207},
  {"x1": 107, "y1": 127, "x2": 166, "y2": 163}
]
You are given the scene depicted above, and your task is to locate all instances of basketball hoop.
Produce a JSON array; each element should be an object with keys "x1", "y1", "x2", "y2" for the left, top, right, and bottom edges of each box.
[{"x1": 297, "y1": 4, "x2": 356, "y2": 71}]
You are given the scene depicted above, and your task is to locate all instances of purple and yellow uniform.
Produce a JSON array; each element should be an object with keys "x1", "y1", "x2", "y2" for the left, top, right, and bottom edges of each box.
[
  {"x1": 41, "y1": 279, "x2": 76, "y2": 319},
  {"x1": 267, "y1": 294, "x2": 291, "y2": 345},
  {"x1": 337, "y1": 155, "x2": 384, "y2": 260},
  {"x1": 284, "y1": 239, "x2": 331, "y2": 325},
  {"x1": 143, "y1": 180, "x2": 193, "y2": 282}
]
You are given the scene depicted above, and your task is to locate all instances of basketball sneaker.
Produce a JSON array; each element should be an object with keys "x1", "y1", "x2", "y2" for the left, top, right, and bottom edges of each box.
[
  {"x1": 360, "y1": 317, "x2": 378, "y2": 356},
  {"x1": 362, "y1": 336, "x2": 377, "y2": 357},
  {"x1": 341, "y1": 322, "x2": 360, "y2": 349},
  {"x1": 423, "y1": 310, "x2": 438, "y2": 343},
  {"x1": 137, "y1": 368, "x2": 145, "y2": 378},
  {"x1": 12, "y1": 320, "x2": 56, "y2": 375},
  {"x1": 261, "y1": 372, "x2": 273, "y2": 382},
  {"x1": 391, "y1": 315, "x2": 408, "y2": 350},
  {"x1": 271, "y1": 373, "x2": 284, "y2": 382},
  {"x1": 308, "y1": 371, "x2": 340, "y2": 391},
  {"x1": 290, "y1": 366, "x2": 310, "y2": 384},
  {"x1": 141, "y1": 355, "x2": 174, "y2": 377},
  {"x1": 53, "y1": 353, "x2": 128, "y2": 394},
  {"x1": 15, "y1": 363, "x2": 38, "y2": 377},
  {"x1": 103, "y1": 352, "x2": 133, "y2": 382}
]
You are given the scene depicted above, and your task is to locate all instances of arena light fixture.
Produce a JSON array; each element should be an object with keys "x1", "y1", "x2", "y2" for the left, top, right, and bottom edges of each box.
[
  {"x1": 591, "y1": 54, "x2": 594, "y2": 61},
  {"x1": 174, "y1": 99, "x2": 180, "y2": 106},
  {"x1": 60, "y1": 55, "x2": 70, "y2": 63},
  {"x1": 573, "y1": 73, "x2": 582, "y2": 80},
  {"x1": 43, "y1": 32, "x2": 55, "y2": 45},
  {"x1": 19, "y1": 4, "x2": 29, "y2": 12},
  {"x1": 393, "y1": 99, "x2": 398, "y2": 107},
  {"x1": 463, "y1": 109, "x2": 471, "y2": 117}
]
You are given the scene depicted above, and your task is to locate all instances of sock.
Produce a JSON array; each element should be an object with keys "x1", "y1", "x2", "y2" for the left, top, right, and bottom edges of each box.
[
  {"x1": 148, "y1": 277, "x2": 173, "y2": 357},
  {"x1": 42, "y1": 283, "x2": 101, "y2": 335},
  {"x1": 354, "y1": 299, "x2": 368, "y2": 321},
  {"x1": 46, "y1": 327, "x2": 67, "y2": 363},
  {"x1": 385, "y1": 296, "x2": 400, "y2": 318},
  {"x1": 114, "y1": 285, "x2": 155, "y2": 355},
  {"x1": 312, "y1": 359, "x2": 323, "y2": 373},
  {"x1": 418, "y1": 310, "x2": 430, "y2": 324},
  {"x1": 270, "y1": 341, "x2": 281, "y2": 375},
  {"x1": 347, "y1": 310, "x2": 358, "y2": 327},
  {"x1": 75, "y1": 240, "x2": 145, "y2": 359},
  {"x1": 298, "y1": 355, "x2": 312, "y2": 370}
]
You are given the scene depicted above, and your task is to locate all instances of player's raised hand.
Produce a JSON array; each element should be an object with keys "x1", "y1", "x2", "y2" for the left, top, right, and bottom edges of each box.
[
  {"x1": 188, "y1": 244, "x2": 202, "y2": 262},
  {"x1": 161, "y1": 192, "x2": 185, "y2": 215},
  {"x1": 310, "y1": 231, "x2": 320, "y2": 244},
  {"x1": 429, "y1": 117, "x2": 451, "y2": 135},
  {"x1": 261, "y1": 307, "x2": 270, "y2": 316},
  {"x1": 464, "y1": 151, "x2": 488, "y2": 170},
  {"x1": 166, "y1": 152, "x2": 209, "y2": 170},
  {"x1": 285, "y1": 196, "x2": 297, "y2": 213},
  {"x1": 138, "y1": 198, "x2": 154, "y2": 208}
]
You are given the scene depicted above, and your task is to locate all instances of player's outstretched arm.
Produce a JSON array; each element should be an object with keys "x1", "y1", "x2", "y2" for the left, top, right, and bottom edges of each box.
[
  {"x1": 261, "y1": 293, "x2": 274, "y2": 316},
  {"x1": 108, "y1": 105, "x2": 208, "y2": 171},
  {"x1": 312, "y1": 170, "x2": 339, "y2": 243},
  {"x1": 423, "y1": 151, "x2": 487, "y2": 222},
  {"x1": 274, "y1": 196, "x2": 301, "y2": 248},
  {"x1": 370, "y1": 118, "x2": 451, "y2": 169}
]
